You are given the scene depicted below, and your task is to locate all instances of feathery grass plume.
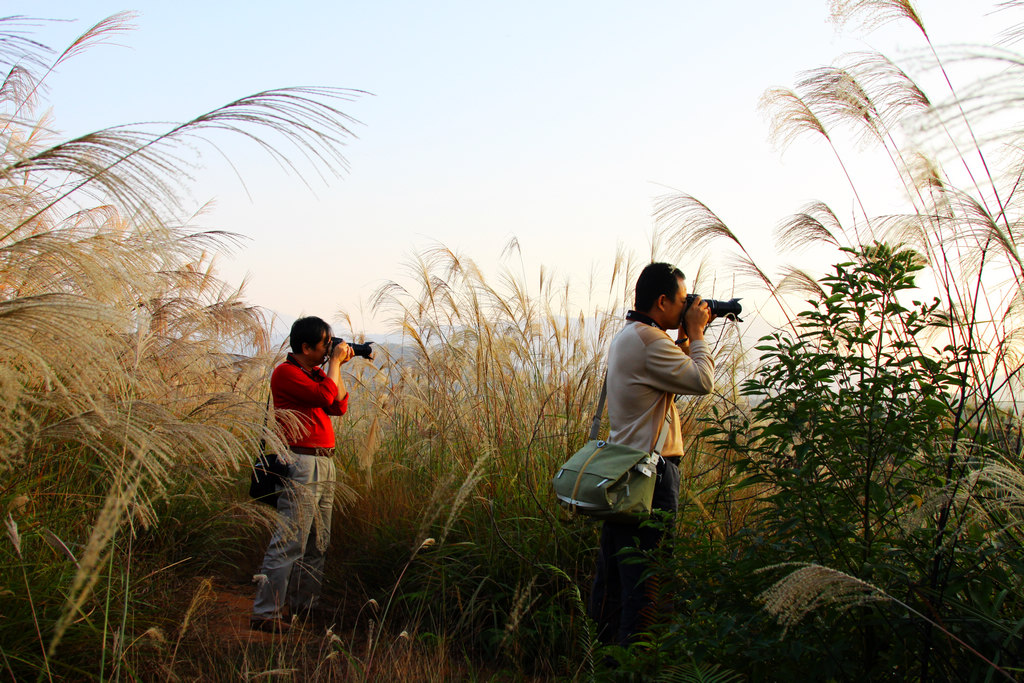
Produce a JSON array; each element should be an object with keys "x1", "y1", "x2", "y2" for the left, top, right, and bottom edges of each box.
[
  {"x1": 774, "y1": 202, "x2": 843, "y2": 253},
  {"x1": 653, "y1": 191, "x2": 805, "y2": 332},
  {"x1": 653, "y1": 193, "x2": 774, "y2": 294},
  {"x1": 760, "y1": 88, "x2": 829, "y2": 150},
  {"x1": 758, "y1": 563, "x2": 889, "y2": 635},
  {"x1": 965, "y1": 460, "x2": 1024, "y2": 513},
  {"x1": 4, "y1": 13, "x2": 137, "y2": 136},
  {"x1": 168, "y1": 578, "x2": 213, "y2": 672},
  {"x1": 4, "y1": 84, "x2": 365, "y2": 233},
  {"x1": 830, "y1": 0, "x2": 926, "y2": 36},
  {"x1": 903, "y1": 150, "x2": 947, "y2": 197},
  {"x1": 762, "y1": 86, "x2": 874, "y2": 240},
  {"x1": 840, "y1": 52, "x2": 931, "y2": 129},
  {"x1": 793, "y1": 60, "x2": 932, "y2": 217},
  {"x1": 500, "y1": 576, "x2": 538, "y2": 655},
  {"x1": 760, "y1": 562, "x2": 1016, "y2": 679},
  {"x1": 657, "y1": 663, "x2": 743, "y2": 683},
  {"x1": 868, "y1": 212, "x2": 946, "y2": 258},
  {"x1": 940, "y1": 186, "x2": 1024, "y2": 277},
  {"x1": 4, "y1": 512, "x2": 20, "y2": 556},
  {"x1": 720, "y1": 252, "x2": 775, "y2": 291},
  {"x1": 0, "y1": 13, "x2": 366, "y2": 231},
  {"x1": 0, "y1": 65, "x2": 38, "y2": 114},
  {"x1": 51, "y1": 12, "x2": 135, "y2": 68},
  {"x1": 795, "y1": 66, "x2": 882, "y2": 146},
  {"x1": 653, "y1": 192, "x2": 737, "y2": 255}
]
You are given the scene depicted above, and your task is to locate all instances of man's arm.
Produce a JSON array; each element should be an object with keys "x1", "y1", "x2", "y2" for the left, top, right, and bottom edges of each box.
[
  {"x1": 323, "y1": 340, "x2": 354, "y2": 415},
  {"x1": 647, "y1": 337, "x2": 715, "y2": 396}
]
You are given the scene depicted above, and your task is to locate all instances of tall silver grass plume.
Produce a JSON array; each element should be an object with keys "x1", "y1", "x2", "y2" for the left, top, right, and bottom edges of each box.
[
  {"x1": 829, "y1": 0, "x2": 926, "y2": 37},
  {"x1": 965, "y1": 462, "x2": 1024, "y2": 513},
  {"x1": 774, "y1": 202, "x2": 843, "y2": 253},
  {"x1": 4, "y1": 512, "x2": 20, "y2": 557},
  {"x1": 7, "y1": 495, "x2": 30, "y2": 514},
  {"x1": 757, "y1": 563, "x2": 887, "y2": 635},
  {"x1": 140, "y1": 627, "x2": 165, "y2": 644},
  {"x1": 439, "y1": 448, "x2": 489, "y2": 545},
  {"x1": 503, "y1": 576, "x2": 538, "y2": 638},
  {"x1": 760, "y1": 88, "x2": 829, "y2": 150}
]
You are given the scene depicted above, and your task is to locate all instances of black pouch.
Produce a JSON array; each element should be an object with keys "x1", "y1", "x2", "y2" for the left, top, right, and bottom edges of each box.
[{"x1": 249, "y1": 452, "x2": 289, "y2": 507}]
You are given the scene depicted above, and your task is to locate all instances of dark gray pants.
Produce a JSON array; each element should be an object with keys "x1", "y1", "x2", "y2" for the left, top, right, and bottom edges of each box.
[{"x1": 588, "y1": 456, "x2": 679, "y2": 646}]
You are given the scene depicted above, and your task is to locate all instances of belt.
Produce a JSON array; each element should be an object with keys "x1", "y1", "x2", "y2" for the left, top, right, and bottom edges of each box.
[{"x1": 290, "y1": 446, "x2": 334, "y2": 456}]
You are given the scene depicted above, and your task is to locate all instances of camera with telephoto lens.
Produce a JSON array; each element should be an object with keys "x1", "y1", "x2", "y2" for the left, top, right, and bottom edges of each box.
[
  {"x1": 330, "y1": 337, "x2": 375, "y2": 359},
  {"x1": 682, "y1": 294, "x2": 743, "y2": 323}
]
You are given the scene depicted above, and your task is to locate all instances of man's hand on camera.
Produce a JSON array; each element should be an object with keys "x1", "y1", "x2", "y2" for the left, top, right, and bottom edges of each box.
[
  {"x1": 330, "y1": 341, "x2": 355, "y2": 365},
  {"x1": 683, "y1": 296, "x2": 712, "y2": 342}
]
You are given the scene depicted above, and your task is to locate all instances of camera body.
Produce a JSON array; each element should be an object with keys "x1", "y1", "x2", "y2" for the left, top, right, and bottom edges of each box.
[
  {"x1": 682, "y1": 294, "x2": 743, "y2": 324},
  {"x1": 330, "y1": 337, "x2": 375, "y2": 359}
]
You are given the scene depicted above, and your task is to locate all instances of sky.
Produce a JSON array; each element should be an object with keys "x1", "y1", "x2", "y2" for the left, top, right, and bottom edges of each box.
[{"x1": 5, "y1": 1, "x2": 1013, "y2": 338}]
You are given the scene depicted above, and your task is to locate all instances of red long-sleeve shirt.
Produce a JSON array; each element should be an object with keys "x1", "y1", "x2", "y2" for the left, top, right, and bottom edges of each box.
[{"x1": 271, "y1": 355, "x2": 349, "y2": 448}]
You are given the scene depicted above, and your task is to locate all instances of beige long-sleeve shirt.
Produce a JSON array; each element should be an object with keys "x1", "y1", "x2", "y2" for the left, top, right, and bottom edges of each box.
[{"x1": 606, "y1": 321, "x2": 715, "y2": 457}]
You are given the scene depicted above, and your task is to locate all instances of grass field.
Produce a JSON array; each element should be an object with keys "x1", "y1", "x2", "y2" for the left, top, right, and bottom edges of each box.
[{"x1": 4, "y1": 2, "x2": 1024, "y2": 680}]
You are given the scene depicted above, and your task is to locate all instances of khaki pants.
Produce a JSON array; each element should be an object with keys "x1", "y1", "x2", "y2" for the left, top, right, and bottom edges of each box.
[{"x1": 253, "y1": 451, "x2": 337, "y2": 619}]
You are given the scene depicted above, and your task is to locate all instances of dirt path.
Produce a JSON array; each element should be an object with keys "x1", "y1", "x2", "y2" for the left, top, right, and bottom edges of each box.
[
  {"x1": 201, "y1": 579, "x2": 345, "y2": 643},
  {"x1": 204, "y1": 580, "x2": 284, "y2": 644}
]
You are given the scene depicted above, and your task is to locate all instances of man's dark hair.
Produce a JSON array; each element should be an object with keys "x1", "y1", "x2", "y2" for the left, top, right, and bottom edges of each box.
[
  {"x1": 634, "y1": 262, "x2": 685, "y2": 312},
  {"x1": 290, "y1": 316, "x2": 332, "y2": 353}
]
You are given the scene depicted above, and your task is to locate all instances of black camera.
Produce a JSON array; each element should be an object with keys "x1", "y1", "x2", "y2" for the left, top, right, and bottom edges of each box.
[
  {"x1": 684, "y1": 294, "x2": 743, "y2": 322},
  {"x1": 330, "y1": 337, "x2": 375, "y2": 359}
]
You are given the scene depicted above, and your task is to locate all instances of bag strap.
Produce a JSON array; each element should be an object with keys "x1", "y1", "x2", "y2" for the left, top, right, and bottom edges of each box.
[
  {"x1": 649, "y1": 393, "x2": 672, "y2": 457},
  {"x1": 589, "y1": 371, "x2": 673, "y2": 455},
  {"x1": 588, "y1": 375, "x2": 609, "y2": 440}
]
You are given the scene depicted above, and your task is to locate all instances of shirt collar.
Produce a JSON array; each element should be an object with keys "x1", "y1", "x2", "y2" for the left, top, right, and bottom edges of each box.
[
  {"x1": 287, "y1": 353, "x2": 326, "y2": 379},
  {"x1": 625, "y1": 310, "x2": 663, "y2": 331}
]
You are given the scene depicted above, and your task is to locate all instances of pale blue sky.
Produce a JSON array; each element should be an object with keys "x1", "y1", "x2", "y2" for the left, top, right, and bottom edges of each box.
[{"x1": 8, "y1": 2, "x2": 1008, "y2": 335}]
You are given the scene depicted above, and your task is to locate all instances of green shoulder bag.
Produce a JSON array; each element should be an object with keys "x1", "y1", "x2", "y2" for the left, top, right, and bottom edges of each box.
[{"x1": 552, "y1": 378, "x2": 671, "y2": 523}]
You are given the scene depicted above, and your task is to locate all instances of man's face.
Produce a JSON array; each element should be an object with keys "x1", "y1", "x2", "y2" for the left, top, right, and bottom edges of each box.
[
  {"x1": 658, "y1": 277, "x2": 687, "y2": 330},
  {"x1": 300, "y1": 332, "x2": 331, "y2": 366}
]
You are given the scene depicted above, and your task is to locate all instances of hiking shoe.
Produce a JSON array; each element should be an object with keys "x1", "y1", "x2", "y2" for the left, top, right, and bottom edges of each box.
[{"x1": 250, "y1": 617, "x2": 291, "y2": 634}]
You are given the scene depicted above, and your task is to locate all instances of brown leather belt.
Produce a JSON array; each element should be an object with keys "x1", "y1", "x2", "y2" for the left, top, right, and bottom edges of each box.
[{"x1": 290, "y1": 446, "x2": 334, "y2": 456}]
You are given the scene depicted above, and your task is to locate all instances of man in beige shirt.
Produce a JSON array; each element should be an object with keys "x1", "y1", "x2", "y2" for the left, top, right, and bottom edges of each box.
[{"x1": 589, "y1": 262, "x2": 714, "y2": 646}]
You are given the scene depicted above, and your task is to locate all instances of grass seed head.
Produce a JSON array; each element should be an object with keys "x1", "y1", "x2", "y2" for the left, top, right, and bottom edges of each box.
[{"x1": 4, "y1": 513, "x2": 20, "y2": 557}]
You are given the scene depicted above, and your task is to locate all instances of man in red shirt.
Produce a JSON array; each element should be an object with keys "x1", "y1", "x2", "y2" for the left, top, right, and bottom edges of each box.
[{"x1": 251, "y1": 316, "x2": 358, "y2": 633}]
